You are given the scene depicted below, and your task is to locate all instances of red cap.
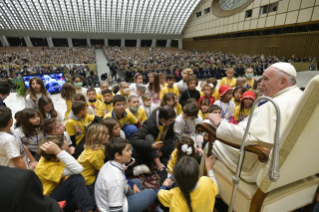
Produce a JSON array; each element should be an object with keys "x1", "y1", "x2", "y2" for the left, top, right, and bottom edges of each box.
[
  {"x1": 240, "y1": 90, "x2": 255, "y2": 101},
  {"x1": 219, "y1": 85, "x2": 233, "y2": 97}
]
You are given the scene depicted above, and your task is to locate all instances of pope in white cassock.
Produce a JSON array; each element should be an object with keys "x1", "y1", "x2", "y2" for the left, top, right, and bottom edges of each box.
[{"x1": 207, "y1": 62, "x2": 303, "y2": 183}]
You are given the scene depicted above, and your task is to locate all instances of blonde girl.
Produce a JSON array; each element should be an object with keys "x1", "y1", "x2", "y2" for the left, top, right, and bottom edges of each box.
[
  {"x1": 77, "y1": 124, "x2": 109, "y2": 186},
  {"x1": 25, "y1": 77, "x2": 49, "y2": 109}
]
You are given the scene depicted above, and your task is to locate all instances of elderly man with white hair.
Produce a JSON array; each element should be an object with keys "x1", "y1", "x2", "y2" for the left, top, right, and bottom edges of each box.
[{"x1": 207, "y1": 62, "x2": 302, "y2": 183}]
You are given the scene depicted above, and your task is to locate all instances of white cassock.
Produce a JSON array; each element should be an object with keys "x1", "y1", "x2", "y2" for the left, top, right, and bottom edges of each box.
[{"x1": 211, "y1": 85, "x2": 302, "y2": 183}]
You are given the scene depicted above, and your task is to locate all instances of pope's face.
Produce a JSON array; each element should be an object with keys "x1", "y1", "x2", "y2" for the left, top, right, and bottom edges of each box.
[{"x1": 261, "y1": 67, "x2": 282, "y2": 98}]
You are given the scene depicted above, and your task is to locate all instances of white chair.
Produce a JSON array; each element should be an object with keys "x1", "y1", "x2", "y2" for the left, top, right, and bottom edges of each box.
[{"x1": 196, "y1": 74, "x2": 319, "y2": 212}]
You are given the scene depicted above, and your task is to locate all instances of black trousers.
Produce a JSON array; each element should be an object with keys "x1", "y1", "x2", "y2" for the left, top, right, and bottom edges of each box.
[
  {"x1": 49, "y1": 175, "x2": 94, "y2": 212},
  {"x1": 73, "y1": 137, "x2": 86, "y2": 159}
]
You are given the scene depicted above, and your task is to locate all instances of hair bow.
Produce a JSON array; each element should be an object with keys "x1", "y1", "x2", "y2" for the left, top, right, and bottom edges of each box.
[{"x1": 181, "y1": 144, "x2": 192, "y2": 155}]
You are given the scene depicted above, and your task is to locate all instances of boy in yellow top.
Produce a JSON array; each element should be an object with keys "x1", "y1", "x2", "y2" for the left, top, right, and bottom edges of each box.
[
  {"x1": 103, "y1": 95, "x2": 138, "y2": 139},
  {"x1": 65, "y1": 101, "x2": 99, "y2": 159},
  {"x1": 158, "y1": 156, "x2": 218, "y2": 212},
  {"x1": 220, "y1": 68, "x2": 237, "y2": 88},
  {"x1": 116, "y1": 82, "x2": 131, "y2": 100},
  {"x1": 77, "y1": 124, "x2": 109, "y2": 186},
  {"x1": 101, "y1": 89, "x2": 114, "y2": 116},
  {"x1": 244, "y1": 67, "x2": 256, "y2": 91},
  {"x1": 160, "y1": 74, "x2": 179, "y2": 99},
  {"x1": 87, "y1": 88, "x2": 104, "y2": 117},
  {"x1": 159, "y1": 72, "x2": 167, "y2": 88},
  {"x1": 96, "y1": 81, "x2": 111, "y2": 101},
  {"x1": 35, "y1": 135, "x2": 95, "y2": 212},
  {"x1": 126, "y1": 95, "x2": 147, "y2": 125}
]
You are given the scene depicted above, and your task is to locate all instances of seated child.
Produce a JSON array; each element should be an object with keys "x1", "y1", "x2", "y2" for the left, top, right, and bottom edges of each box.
[
  {"x1": 236, "y1": 78, "x2": 246, "y2": 87},
  {"x1": 0, "y1": 81, "x2": 11, "y2": 107},
  {"x1": 72, "y1": 75, "x2": 87, "y2": 96},
  {"x1": 174, "y1": 99, "x2": 203, "y2": 154},
  {"x1": 167, "y1": 136, "x2": 196, "y2": 177},
  {"x1": 141, "y1": 93, "x2": 157, "y2": 118},
  {"x1": 65, "y1": 101, "x2": 100, "y2": 158},
  {"x1": 103, "y1": 95, "x2": 138, "y2": 139},
  {"x1": 129, "y1": 73, "x2": 144, "y2": 95},
  {"x1": 135, "y1": 84, "x2": 146, "y2": 105},
  {"x1": 35, "y1": 136, "x2": 95, "y2": 212},
  {"x1": 25, "y1": 77, "x2": 50, "y2": 109},
  {"x1": 116, "y1": 82, "x2": 131, "y2": 100},
  {"x1": 61, "y1": 83, "x2": 76, "y2": 120},
  {"x1": 208, "y1": 105, "x2": 222, "y2": 115},
  {"x1": 213, "y1": 85, "x2": 236, "y2": 122},
  {"x1": 160, "y1": 74, "x2": 179, "y2": 99},
  {"x1": 160, "y1": 93, "x2": 182, "y2": 116},
  {"x1": 244, "y1": 67, "x2": 256, "y2": 91},
  {"x1": 158, "y1": 156, "x2": 218, "y2": 211},
  {"x1": 70, "y1": 93, "x2": 95, "y2": 117},
  {"x1": 256, "y1": 78, "x2": 263, "y2": 93},
  {"x1": 101, "y1": 89, "x2": 114, "y2": 116},
  {"x1": 232, "y1": 86, "x2": 246, "y2": 107},
  {"x1": 198, "y1": 99, "x2": 210, "y2": 120},
  {"x1": 159, "y1": 72, "x2": 167, "y2": 88},
  {"x1": 179, "y1": 76, "x2": 200, "y2": 107},
  {"x1": 96, "y1": 81, "x2": 111, "y2": 101},
  {"x1": 14, "y1": 108, "x2": 44, "y2": 162},
  {"x1": 206, "y1": 78, "x2": 220, "y2": 100},
  {"x1": 0, "y1": 107, "x2": 31, "y2": 169},
  {"x1": 87, "y1": 88, "x2": 104, "y2": 117},
  {"x1": 233, "y1": 90, "x2": 255, "y2": 124},
  {"x1": 77, "y1": 124, "x2": 109, "y2": 189},
  {"x1": 126, "y1": 95, "x2": 147, "y2": 125},
  {"x1": 198, "y1": 84, "x2": 215, "y2": 106},
  {"x1": 175, "y1": 68, "x2": 193, "y2": 94},
  {"x1": 102, "y1": 117, "x2": 126, "y2": 139},
  {"x1": 220, "y1": 67, "x2": 236, "y2": 88},
  {"x1": 95, "y1": 137, "x2": 156, "y2": 212},
  {"x1": 38, "y1": 96, "x2": 63, "y2": 122},
  {"x1": 43, "y1": 118, "x2": 75, "y2": 155}
]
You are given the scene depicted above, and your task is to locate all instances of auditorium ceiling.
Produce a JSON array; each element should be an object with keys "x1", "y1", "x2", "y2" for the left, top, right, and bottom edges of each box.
[{"x1": 0, "y1": 0, "x2": 201, "y2": 35}]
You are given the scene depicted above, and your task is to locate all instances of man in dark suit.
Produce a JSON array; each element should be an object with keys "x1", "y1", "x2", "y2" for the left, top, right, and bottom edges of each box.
[{"x1": 0, "y1": 166, "x2": 61, "y2": 212}]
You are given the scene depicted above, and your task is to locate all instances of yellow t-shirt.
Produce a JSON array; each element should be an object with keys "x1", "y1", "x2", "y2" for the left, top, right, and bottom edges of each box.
[
  {"x1": 101, "y1": 101, "x2": 113, "y2": 116},
  {"x1": 234, "y1": 106, "x2": 251, "y2": 122},
  {"x1": 160, "y1": 86, "x2": 180, "y2": 99},
  {"x1": 77, "y1": 147, "x2": 105, "y2": 186},
  {"x1": 167, "y1": 149, "x2": 178, "y2": 175},
  {"x1": 97, "y1": 92, "x2": 115, "y2": 102},
  {"x1": 103, "y1": 110, "x2": 138, "y2": 129},
  {"x1": 175, "y1": 103, "x2": 183, "y2": 116},
  {"x1": 161, "y1": 82, "x2": 168, "y2": 88},
  {"x1": 155, "y1": 125, "x2": 165, "y2": 142},
  {"x1": 64, "y1": 99, "x2": 72, "y2": 120},
  {"x1": 245, "y1": 78, "x2": 255, "y2": 91},
  {"x1": 220, "y1": 77, "x2": 236, "y2": 88},
  {"x1": 65, "y1": 114, "x2": 95, "y2": 145},
  {"x1": 87, "y1": 99, "x2": 105, "y2": 117},
  {"x1": 200, "y1": 89, "x2": 220, "y2": 101},
  {"x1": 231, "y1": 97, "x2": 240, "y2": 107},
  {"x1": 125, "y1": 107, "x2": 147, "y2": 123},
  {"x1": 158, "y1": 176, "x2": 218, "y2": 212},
  {"x1": 35, "y1": 157, "x2": 66, "y2": 196},
  {"x1": 198, "y1": 110, "x2": 208, "y2": 120}
]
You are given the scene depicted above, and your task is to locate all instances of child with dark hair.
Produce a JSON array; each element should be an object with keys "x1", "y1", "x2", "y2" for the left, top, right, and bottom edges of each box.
[
  {"x1": 38, "y1": 96, "x2": 63, "y2": 121},
  {"x1": 233, "y1": 90, "x2": 255, "y2": 124},
  {"x1": 158, "y1": 156, "x2": 218, "y2": 211},
  {"x1": 95, "y1": 137, "x2": 156, "y2": 212},
  {"x1": 101, "y1": 89, "x2": 114, "y2": 115},
  {"x1": 101, "y1": 117, "x2": 125, "y2": 139},
  {"x1": 174, "y1": 99, "x2": 203, "y2": 155},
  {"x1": 160, "y1": 92, "x2": 182, "y2": 116},
  {"x1": 198, "y1": 84, "x2": 215, "y2": 107},
  {"x1": 72, "y1": 74, "x2": 87, "y2": 96},
  {"x1": 179, "y1": 76, "x2": 200, "y2": 107},
  {"x1": 213, "y1": 85, "x2": 236, "y2": 121},
  {"x1": 0, "y1": 81, "x2": 11, "y2": 106},
  {"x1": 159, "y1": 74, "x2": 179, "y2": 99},
  {"x1": 14, "y1": 108, "x2": 44, "y2": 162},
  {"x1": 25, "y1": 77, "x2": 49, "y2": 109},
  {"x1": 0, "y1": 107, "x2": 30, "y2": 169},
  {"x1": 232, "y1": 86, "x2": 246, "y2": 107},
  {"x1": 208, "y1": 105, "x2": 222, "y2": 114},
  {"x1": 103, "y1": 95, "x2": 138, "y2": 139},
  {"x1": 87, "y1": 88, "x2": 104, "y2": 117},
  {"x1": 35, "y1": 136, "x2": 95, "y2": 212},
  {"x1": 198, "y1": 98, "x2": 210, "y2": 120}
]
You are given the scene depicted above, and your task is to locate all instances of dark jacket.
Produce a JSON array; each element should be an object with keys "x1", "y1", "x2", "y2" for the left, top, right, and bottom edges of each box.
[
  {"x1": 179, "y1": 89, "x2": 201, "y2": 107},
  {"x1": 0, "y1": 166, "x2": 61, "y2": 212},
  {"x1": 129, "y1": 109, "x2": 175, "y2": 156}
]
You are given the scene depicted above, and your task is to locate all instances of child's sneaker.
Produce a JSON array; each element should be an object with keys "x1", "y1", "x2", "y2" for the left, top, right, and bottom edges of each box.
[{"x1": 133, "y1": 164, "x2": 151, "y2": 176}]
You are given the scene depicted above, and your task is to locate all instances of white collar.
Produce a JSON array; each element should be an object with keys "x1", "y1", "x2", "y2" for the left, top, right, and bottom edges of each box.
[
  {"x1": 110, "y1": 160, "x2": 124, "y2": 171},
  {"x1": 273, "y1": 85, "x2": 297, "y2": 98}
]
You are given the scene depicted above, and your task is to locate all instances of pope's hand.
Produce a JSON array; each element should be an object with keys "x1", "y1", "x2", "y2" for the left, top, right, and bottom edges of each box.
[{"x1": 207, "y1": 113, "x2": 222, "y2": 127}]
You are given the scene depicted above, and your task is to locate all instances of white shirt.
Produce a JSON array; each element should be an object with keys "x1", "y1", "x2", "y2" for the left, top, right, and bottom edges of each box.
[
  {"x1": 95, "y1": 161, "x2": 129, "y2": 212},
  {"x1": 75, "y1": 87, "x2": 87, "y2": 97},
  {"x1": 214, "y1": 100, "x2": 236, "y2": 121},
  {"x1": 129, "y1": 83, "x2": 137, "y2": 95},
  {"x1": 142, "y1": 103, "x2": 157, "y2": 118},
  {"x1": 0, "y1": 131, "x2": 29, "y2": 168},
  {"x1": 174, "y1": 114, "x2": 203, "y2": 146},
  {"x1": 145, "y1": 84, "x2": 162, "y2": 107},
  {"x1": 25, "y1": 93, "x2": 43, "y2": 109},
  {"x1": 175, "y1": 79, "x2": 187, "y2": 93},
  {"x1": 14, "y1": 126, "x2": 44, "y2": 152}
]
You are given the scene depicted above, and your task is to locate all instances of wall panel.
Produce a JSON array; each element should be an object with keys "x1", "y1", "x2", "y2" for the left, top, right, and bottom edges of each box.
[{"x1": 183, "y1": 32, "x2": 319, "y2": 61}]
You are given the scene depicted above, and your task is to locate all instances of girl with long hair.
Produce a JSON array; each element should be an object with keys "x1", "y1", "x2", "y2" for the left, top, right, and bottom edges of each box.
[
  {"x1": 146, "y1": 72, "x2": 161, "y2": 106},
  {"x1": 25, "y1": 77, "x2": 49, "y2": 109},
  {"x1": 38, "y1": 96, "x2": 63, "y2": 122}
]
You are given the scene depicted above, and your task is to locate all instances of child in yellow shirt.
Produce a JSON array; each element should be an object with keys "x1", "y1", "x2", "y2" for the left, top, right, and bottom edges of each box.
[
  {"x1": 158, "y1": 156, "x2": 218, "y2": 212},
  {"x1": 116, "y1": 82, "x2": 131, "y2": 100},
  {"x1": 77, "y1": 124, "x2": 109, "y2": 186},
  {"x1": 65, "y1": 101, "x2": 99, "y2": 158},
  {"x1": 126, "y1": 95, "x2": 147, "y2": 125},
  {"x1": 101, "y1": 89, "x2": 114, "y2": 116},
  {"x1": 220, "y1": 68, "x2": 237, "y2": 88},
  {"x1": 35, "y1": 135, "x2": 95, "y2": 211},
  {"x1": 103, "y1": 95, "x2": 138, "y2": 139},
  {"x1": 87, "y1": 88, "x2": 104, "y2": 117},
  {"x1": 160, "y1": 93, "x2": 182, "y2": 116},
  {"x1": 96, "y1": 81, "x2": 112, "y2": 101},
  {"x1": 159, "y1": 72, "x2": 167, "y2": 88},
  {"x1": 232, "y1": 86, "x2": 246, "y2": 107},
  {"x1": 160, "y1": 74, "x2": 179, "y2": 99},
  {"x1": 198, "y1": 98, "x2": 210, "y2": 120},
  {"x1": 233, "y1": 90, "x2": 255, "y2": 124},
  {"x1": 61, "y1": 83, "x2": 76, "y2": 120}
]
